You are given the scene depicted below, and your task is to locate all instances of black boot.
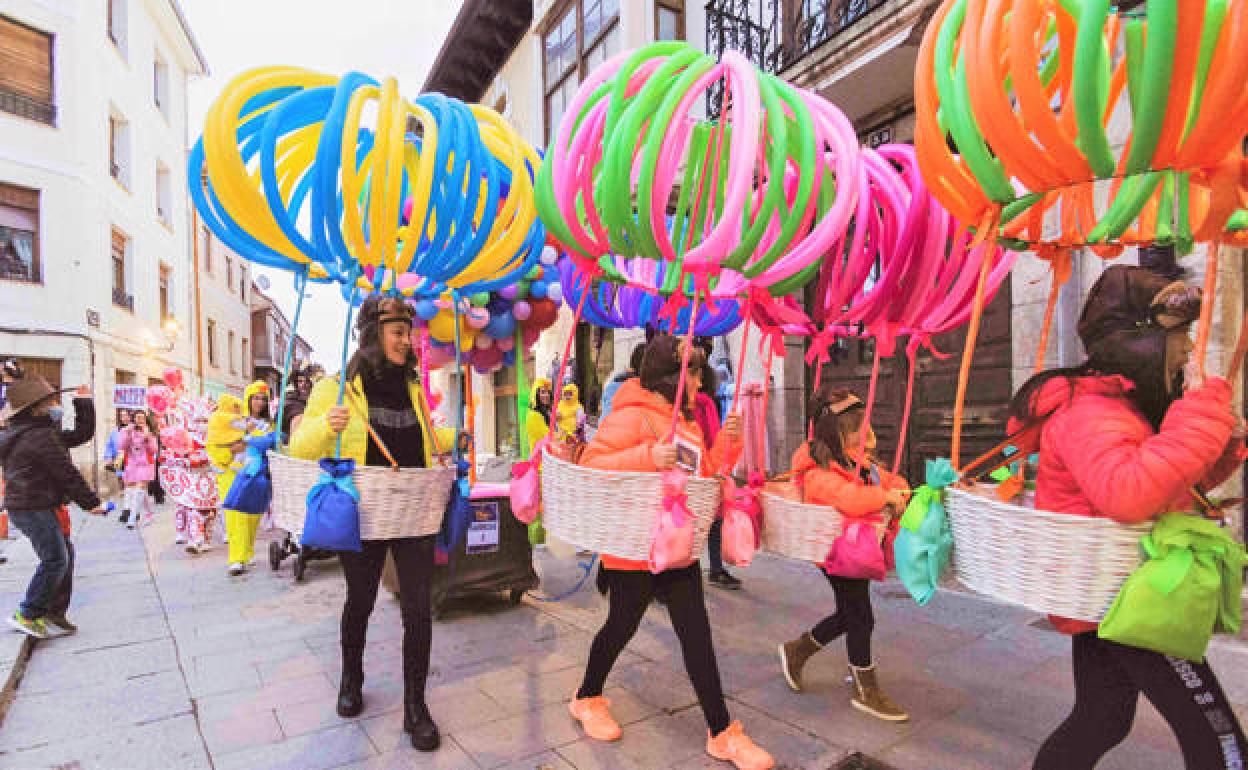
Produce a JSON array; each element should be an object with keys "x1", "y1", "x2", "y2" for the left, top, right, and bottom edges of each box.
[
  {"x1": 336, "y1": 646, "x2": 364, "y2": 718},
  {"x1": 403, "y1": 699, "x2": 440, "y2": 751}
]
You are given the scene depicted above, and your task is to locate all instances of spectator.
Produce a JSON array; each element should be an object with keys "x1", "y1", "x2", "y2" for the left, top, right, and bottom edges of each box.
[
  {"x1": 103, "y1": 409, "x2": 132, "y2": 521},
  {"x1": 0, "y1": 378, "x2": 106, "y2": 638},
  {"x1": 600, "y1": 344, "x2": 645, "y2": 420}
]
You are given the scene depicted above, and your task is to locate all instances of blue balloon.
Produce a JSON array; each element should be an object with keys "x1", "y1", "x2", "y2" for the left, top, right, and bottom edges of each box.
[
  {"x1": 503, "y1": 349, "x2": 516, "y2": 366},
  {"x1": 484, "y1": 312, "x2": 516, "y2": 340},
  {"x1": 415, "y1": 299, "x2": 440, "y2": 321},
  {"x1": 529, "y1": 281, "x2": 547, "y2": 299}
]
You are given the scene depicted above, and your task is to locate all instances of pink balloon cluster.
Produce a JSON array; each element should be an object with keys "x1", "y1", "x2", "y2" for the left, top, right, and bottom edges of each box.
[{"x1": 808, "y1": 143, "x2": 1016, "y2": 361}]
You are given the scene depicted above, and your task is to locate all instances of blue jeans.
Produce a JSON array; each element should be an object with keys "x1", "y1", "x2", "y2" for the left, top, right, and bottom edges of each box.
[{"x1": 9, "y1": 511, "x2": 69, "y2": 620}]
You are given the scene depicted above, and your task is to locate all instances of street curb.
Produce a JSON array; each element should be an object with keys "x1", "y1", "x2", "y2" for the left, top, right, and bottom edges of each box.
[{"x1": 0, "y1": 635, "x2": 35, "y2": 727}]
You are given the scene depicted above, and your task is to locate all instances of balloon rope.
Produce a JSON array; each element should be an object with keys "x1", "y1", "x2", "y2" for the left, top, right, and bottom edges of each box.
[
  {"x1": 549, "y1": 275, "x2": 591, "y2": 442},
  {"x1": 515, "y1": 324, "x2": 531, "y2": 460},
  {"x1": 464, "y1": 367, "x2": 477, "y2": 484},
  {"x1": 452, "y1": 292, "x2": 465, "y2": 464},
  {"x1": 951, "y1": 216, "x2": 997, "y2": 471},
  {"x1": 333, "y1": 281, "x2": 361, "y2": 459},
  {"x1": 892, "y1": 345, "x2": 919, "y2": 476},
  {"x1": 1193, "y1": 241, "x2": 1220, "y2": 379},
  {"x1": 667, "y1": 287, "x2": 702, "y2": 440},
  {"x1": 274, "y1": 264, "x2": 310, "y2": 453},
  {"x1": 854, "y1": 342, "x2": 883, "y2": 476},
  {"x1": 418, "y1": 331, "x2": 434, "y2": 420},
  {"x1": 730, "y1": 300, "x2": 753, "y2": 413}
]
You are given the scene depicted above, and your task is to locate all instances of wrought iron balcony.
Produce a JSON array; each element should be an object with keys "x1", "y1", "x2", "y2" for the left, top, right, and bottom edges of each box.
[{"x1": 704, "y1": 0, "x2": 889, "y2": 112}]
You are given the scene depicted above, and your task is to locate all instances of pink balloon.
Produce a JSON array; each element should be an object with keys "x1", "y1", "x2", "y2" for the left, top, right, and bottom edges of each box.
[
  {"x1": 162, "y1": 367, "x2": 184, "y2": 390},
  {"x1": 495, "y1": 336, "x2": 514, "y2": 352},
  {"x1": 512, "y1": 300, "x2": 531, "y2": 321},
  {"x1": 475, "y1": 334, "x2": 493, "y2": 350},
  {"x1": 466, "y1": 308, "x2": 490, "y2": 330},
  {"x1": 395, "y1": 273, "x2": 421, "y2": 291}
]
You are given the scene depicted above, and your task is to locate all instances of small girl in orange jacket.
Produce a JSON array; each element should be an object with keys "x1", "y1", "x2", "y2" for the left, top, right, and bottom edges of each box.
[{"x1": 777, "y1": 385, "x2": 910, "y2": 722}]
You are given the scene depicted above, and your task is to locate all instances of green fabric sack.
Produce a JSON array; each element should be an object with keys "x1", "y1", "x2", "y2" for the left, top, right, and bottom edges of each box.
[
  {"x1": 528, "y1": 516, "x2": 547, "y2": 546},
  {"x1": 1098, "y1": 513, "x2": 1246, "y2": 662}
]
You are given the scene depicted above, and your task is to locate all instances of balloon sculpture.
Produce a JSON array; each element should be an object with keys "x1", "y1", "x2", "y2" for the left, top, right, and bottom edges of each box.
[
  {"x1": 916, "y1": 0, "x2": 1248, "y2": 465},
  {"x1": 191, "y1": 66, "x2": 548, "y2": 469},
  {"x1": 538, "y1": 40, "x2": 863, "y2": 305},
  {"x1": 916, "y1": 0, "x2": 1248, "y2": 254}
]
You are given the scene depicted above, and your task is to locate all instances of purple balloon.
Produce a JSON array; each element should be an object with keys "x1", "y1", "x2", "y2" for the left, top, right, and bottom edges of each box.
[{"x1": 499, "y1": 284, "x2": 519, "y2": 300}]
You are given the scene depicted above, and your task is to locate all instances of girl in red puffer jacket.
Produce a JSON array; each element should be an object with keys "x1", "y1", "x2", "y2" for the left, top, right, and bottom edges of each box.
[{"x1": 1012, "y1": 265, "x2": 1246, "y2": 770}]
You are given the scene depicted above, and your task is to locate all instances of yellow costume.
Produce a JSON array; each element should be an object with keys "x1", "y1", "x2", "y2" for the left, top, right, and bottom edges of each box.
[
  {"x1": 524, "y1": 378, "x2": 552, "y2": 451},
  {"x1": 555, "y1": 383, "x2": 584, "y2": 439}
]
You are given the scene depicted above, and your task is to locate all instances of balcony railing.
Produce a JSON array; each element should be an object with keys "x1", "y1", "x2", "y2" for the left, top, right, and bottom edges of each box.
[
  {"x1": 112, "y1": 287, "x2": 134, "y2": 311},
  {"x1": 704, "y1": 0, "x2": 888, "y2": 110},
  {"x1": 0, "y1": 88, "x2": 55, "y2": 126}
]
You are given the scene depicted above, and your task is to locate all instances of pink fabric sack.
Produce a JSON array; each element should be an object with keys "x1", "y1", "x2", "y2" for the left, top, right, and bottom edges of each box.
[
  {"x1": 822, "y1": 518, "x2": 886, "y2": 581},
  {"x1": 509, "y1": 436, "x2": 550, "y2": 524},
  {"x1": 649, "y1": 469, "x2": 696, "y2": 573},
  {"x1": 720, "y1": 476, "x2": 761, "y2": 567}
]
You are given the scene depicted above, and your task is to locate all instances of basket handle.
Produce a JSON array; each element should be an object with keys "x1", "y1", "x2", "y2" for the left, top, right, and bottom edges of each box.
[{"x1": 344, "y1": 382, "x2": 400, "y2": 471}]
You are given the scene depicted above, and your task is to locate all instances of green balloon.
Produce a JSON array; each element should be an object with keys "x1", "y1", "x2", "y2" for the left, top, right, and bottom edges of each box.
[
  {"x1": 1123, "y1": 0, "x2": 1177, "y2": 176},
  {"x1": 1073, "y1": 0, "x2": 1115, "y2": 178},
  {"x1": 470, "y1": 292, "x2": 490, "y2": 307}
]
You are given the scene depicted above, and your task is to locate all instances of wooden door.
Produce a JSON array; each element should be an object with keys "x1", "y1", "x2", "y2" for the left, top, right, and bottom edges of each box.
[{"x1": 809, "y1": 276, "x2": 1014, "y2": 482}]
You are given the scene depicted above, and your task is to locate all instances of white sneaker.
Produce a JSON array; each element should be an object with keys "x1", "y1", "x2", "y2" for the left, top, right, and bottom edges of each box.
[
  {"x1": 175, "y1": 536, "x2": 186, "y2": 545},
  {"x1": 227, "y1": 562, "x2": 245, "y2": 576}
]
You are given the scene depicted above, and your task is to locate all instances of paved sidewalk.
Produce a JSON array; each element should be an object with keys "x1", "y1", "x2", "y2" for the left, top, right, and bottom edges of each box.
[{"x1": 0, "y1": 503, "x2": 1245, "y2": 769}]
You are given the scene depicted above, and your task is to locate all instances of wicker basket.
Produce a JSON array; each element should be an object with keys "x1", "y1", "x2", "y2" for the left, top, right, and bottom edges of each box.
[
  {"x1": 945, "y1": 486, "x2": 1149, "y2": 622},
  {"x1": 268, "y1": 452, "x2": 454, "y2": 541},
  {"x1": 539, "y1": 450, "x2": 721, "y2": 561},
  {"x1": 760, "y1": 485, "x2": 885, "y2": 562}
]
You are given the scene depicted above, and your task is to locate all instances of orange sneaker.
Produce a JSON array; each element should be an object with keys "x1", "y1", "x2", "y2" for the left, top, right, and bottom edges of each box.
[
  {"x1": 706, "y1": 721, "x2": 774, "y2": 770},
  {"x1": 569, "y1": 695, "x2": 622, "y2": 742}
]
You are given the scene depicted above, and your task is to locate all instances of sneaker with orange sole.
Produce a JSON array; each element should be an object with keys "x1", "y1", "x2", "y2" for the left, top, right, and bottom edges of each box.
[
  {"x1": 706, "y1": 720, "x2": 774, "y2": 770},
  {"x1": 569, "y1": 695, "x2": 622, "y2": 742}
]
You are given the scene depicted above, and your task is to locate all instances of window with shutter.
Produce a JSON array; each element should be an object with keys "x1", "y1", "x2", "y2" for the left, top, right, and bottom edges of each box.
[
  {"x1": 111, "y1": 227, "x2": 131, "y2": 310},
  {"x1": 0, "y1": 15, "x2": 55, "y2": 125},
  {"x1": 0, "y1": 182, "x2": 40, "y2": 283}
]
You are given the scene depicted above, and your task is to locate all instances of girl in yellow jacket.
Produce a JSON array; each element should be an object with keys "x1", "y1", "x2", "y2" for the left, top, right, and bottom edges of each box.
[{"x1": 289, "y1": 296, "x2": 444, "y2": 752}]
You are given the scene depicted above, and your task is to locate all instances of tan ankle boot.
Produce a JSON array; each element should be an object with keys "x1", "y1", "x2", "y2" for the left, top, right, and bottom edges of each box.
[
  {"x1": 849, "y1": 663, "x2": 909, "y2": 722},
  {"x1": 777, "y1": 632, "x2": 822, "y2": 692}
]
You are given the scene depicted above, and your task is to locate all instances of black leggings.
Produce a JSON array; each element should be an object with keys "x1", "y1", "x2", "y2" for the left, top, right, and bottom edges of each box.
[
  {"x1": 339, "y1": 536, "x2": 435, "y2": 696},
  {"x1": 578, "y1": 563, "x2": 732, "y2": 735},
  {"x1": 1034, "y1": 632, "x2": 1247, "y2": 770},
  {"x1": 810, "y1": 571, "x2": 874, "y2": 667}
]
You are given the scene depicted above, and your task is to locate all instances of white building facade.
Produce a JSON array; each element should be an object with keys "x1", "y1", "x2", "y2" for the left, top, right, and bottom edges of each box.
[{"x1": 0, "y1": 0, "x2": 206, "y2": 475}]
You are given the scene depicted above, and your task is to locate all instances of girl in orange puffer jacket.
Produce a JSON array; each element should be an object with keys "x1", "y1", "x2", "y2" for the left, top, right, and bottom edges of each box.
[
  {"x1": 569, "y1": 335, "x2": 773, "y2": 770},
  {"x1": 1013, "y1": 265, "x2": 1246, "y2": 770},
  {"x1": 776, "y1": 385, "x2": 910, "y2": 723}
]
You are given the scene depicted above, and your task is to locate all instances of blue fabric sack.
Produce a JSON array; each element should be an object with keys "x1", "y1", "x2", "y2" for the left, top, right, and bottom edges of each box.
[
  {"x1": 223, "y1": 432, "x2": 276, "y2": 514},
  {"x1": 893, "y1": 458, "x2": 957, "y2": 606},
  {"x1": 302, "y1": 457, "x2": 362, "y2": 552},
  {"x1": 436, "y1": 460, "x2": 473, "y2": 559}
]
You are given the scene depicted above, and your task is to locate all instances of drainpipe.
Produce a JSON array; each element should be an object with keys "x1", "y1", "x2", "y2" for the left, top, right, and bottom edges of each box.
[{"x1": 0, "y1": 326, "x2": 98, "y2": 488}]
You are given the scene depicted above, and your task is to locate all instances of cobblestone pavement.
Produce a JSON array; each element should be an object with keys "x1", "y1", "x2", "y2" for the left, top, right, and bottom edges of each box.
[{"x1": 0, "y1": 504, "x2": 1244, "y2": 769}]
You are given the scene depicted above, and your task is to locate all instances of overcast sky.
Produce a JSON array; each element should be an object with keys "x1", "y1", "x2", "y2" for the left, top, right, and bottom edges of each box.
[{"x1": 182, "y1": 0, "x2": 462, "y2": 369}]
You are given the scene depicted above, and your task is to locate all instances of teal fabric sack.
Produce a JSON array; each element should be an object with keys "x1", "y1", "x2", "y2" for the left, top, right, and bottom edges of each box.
[
  {"x1": 893, "y1": 458, "x2": 958, "y2": 606},
  {"x1": 1098, "y1": 513, "x2": 1246, "y2": 662}
]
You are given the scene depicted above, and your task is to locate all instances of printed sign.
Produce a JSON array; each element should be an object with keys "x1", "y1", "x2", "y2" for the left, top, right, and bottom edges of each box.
[
  {"x1": 113, "y1": 385, "x2": 147, "y2": 409},
  {"x1": 465, "y1": 500, "x2": 501, "y2": 555},
  {"x1": 674, "y1": 433, "x2": 703, "y2": 476}
]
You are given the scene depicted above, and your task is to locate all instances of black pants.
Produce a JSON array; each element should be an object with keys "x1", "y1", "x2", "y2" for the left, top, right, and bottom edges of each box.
[
  {"x1": 707, "y1": 518, "x2": 724, "y2": 572},
  {"x1": 810, "y1": 571, "x2": 873, "y2": 668},
  {"x1": 339, "y1": 536, "x2": 435, "y2": 700},
  {"x1": 1034, "y1": 632, "x2": 1247, "y2": 770},
  {"x1": 48, "y1": 539, "x2": 74, "y2": 617},
  {"x1": 578, "y1": 563, "x2": 732, "y2": 734}
]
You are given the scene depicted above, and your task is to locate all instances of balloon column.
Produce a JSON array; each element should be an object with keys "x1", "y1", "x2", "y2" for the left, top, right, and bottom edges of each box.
[
  {"x1": 916, "y1": 0, "x2": 1248, "y2": 253},
  {"x1": 416, "y1": 243, "x2": 564, "y2": 376},
  {"x1": 538, "y1": 40, "x2": 863, "y2": 304}
]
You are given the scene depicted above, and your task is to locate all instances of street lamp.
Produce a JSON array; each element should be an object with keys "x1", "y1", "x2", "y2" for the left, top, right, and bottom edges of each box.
[{"x1": 144, "y1": 318, "x2": 181, "y2": 354}]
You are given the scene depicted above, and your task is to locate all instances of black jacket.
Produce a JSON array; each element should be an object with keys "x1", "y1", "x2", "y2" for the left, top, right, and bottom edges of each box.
[{"x1": 0, "y1": 397, "x2": 99, "y2": 514}]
